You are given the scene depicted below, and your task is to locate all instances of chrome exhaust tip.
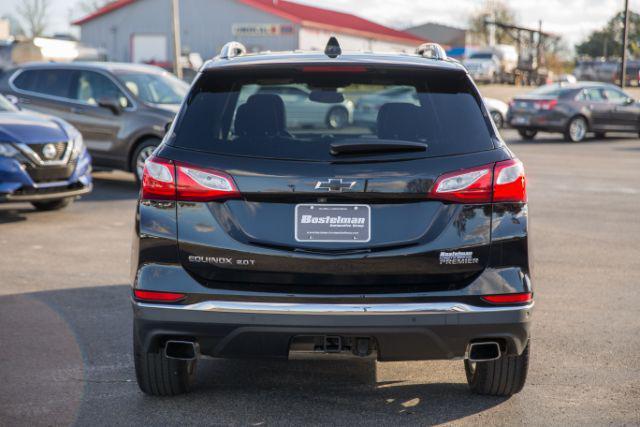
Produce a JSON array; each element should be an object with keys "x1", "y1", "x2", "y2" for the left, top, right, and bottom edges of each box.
[
  {"x1": 164, "y1": 340, "x2": 199, "y2": 361},
  {"x1": 467, "y1": 341, "x2": 501, "y2": 362}
]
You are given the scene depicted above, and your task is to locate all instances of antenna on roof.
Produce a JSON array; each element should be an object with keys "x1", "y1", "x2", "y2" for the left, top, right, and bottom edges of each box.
[
  {"x1": 416, "y1": 43, "x2": 447, "y2": 60},
  {"x1": 324, "y1": 37, "x2": 342, "y2": 58},
  {"x1": 219, "y1": 41, "x2": 246, "y2": 59}
]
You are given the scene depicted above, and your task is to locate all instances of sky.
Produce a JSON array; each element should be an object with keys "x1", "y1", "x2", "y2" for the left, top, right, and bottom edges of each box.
[{"x1": 0, "y1": 0, "x2": 629, "y2": 49}]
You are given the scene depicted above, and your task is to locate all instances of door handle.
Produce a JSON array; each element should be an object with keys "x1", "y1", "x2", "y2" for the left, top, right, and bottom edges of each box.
[{"x1": 70, "y1": 106, "x2": 84, "y2": 114}]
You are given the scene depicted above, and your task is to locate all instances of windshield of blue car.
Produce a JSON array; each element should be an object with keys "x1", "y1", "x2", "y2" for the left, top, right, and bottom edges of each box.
[
  {"x1": 115, "y1": 71, "x2": 189, "y2": 104},
  {"x1": 169, "y1": 68, "x2": 494, "y2": 161},
  {"x1": 0, "y1": 96, "x2": 17, "y2": 112}
]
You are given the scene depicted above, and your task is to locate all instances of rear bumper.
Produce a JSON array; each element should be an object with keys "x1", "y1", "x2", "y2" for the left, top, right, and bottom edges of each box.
[{"x1": 133, "y1": 299, "x2": 532, "y2": 361}]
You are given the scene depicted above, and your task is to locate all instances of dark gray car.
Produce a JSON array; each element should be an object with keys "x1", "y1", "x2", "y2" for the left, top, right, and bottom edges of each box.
[
  {"x1": 507, "y1": 82, "x2": 640, "y2": 142},
  {"x1": 0, "y1": 62, "x2": 188, "y2": 181}
]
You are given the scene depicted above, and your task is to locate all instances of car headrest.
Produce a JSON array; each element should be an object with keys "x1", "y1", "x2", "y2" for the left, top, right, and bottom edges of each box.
[
  {"x1": 234, "y1": 94, "x2": 287, "y2": 137},
  {"x1": 376, "y1": 103, "x2": 427, "y2": 141}
]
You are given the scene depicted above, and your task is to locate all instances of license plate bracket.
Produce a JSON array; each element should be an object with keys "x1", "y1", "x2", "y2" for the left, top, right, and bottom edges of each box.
[{"x1": 295, "y1": 204, "x2": 371, "y2": 243}]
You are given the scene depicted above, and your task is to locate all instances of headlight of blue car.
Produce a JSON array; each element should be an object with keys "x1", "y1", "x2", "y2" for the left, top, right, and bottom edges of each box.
[
  {"x1": 59, "y1": 121, "x2": 86, "y2": 158},
  {"x1": 0, "y1": 143, "x2": 19, "y2": 158}
]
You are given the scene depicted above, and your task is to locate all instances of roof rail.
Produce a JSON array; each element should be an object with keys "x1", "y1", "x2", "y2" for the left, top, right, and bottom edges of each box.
[
  {"x1": 218, "y1": 41, "x2": 247, "y2": 59},
  {"x1": 416, "y1": 43, "x2": 447, "y2": 60}
]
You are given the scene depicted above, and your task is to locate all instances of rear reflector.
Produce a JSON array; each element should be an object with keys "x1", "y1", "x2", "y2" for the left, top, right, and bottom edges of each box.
[
  {"x1": 481, "y1": 292, "x2": 532, "y2": 304},
  {"x1": 133, "y1": 290, "x2": 186, "y2": 302}
]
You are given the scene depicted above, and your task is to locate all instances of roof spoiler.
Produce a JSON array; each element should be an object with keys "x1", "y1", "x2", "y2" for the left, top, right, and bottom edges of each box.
[
  {"x1": 218, "y1": 41, "x2": 247, "y2": 59},
  {"x1": 416, "y1": 43, "x2": 447, "y2": 60}
]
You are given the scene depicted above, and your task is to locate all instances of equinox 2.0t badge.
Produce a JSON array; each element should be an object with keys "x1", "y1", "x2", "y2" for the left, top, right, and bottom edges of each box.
[
  {"x1": 315, "y1": 178, "x2": 356, "y2": 192},
  {"x1": 439, "y1": 251, "x2": 479, "y2": 265}
]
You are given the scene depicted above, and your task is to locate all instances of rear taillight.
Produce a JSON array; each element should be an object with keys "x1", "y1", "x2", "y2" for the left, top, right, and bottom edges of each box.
[
  {"x1": 133, "y1": 289, "x2": 186, "y2": 302},
  {"x1": 481, "y1": 292, "x2": 532, "y2": 304},
  {"x1": 534, "y1": 99, "x2": 557, "y2": 110},
  {"x1": 493, "y1": 159, "x2": 526, "y2": 202},
  {"x1": 141, "y1": 156, "x2": 176, "y2": 200},
  {"x1": 430, "y1": 159, "x2": 526, "y2": 203},
  {"x1": 430, "y1": 164, "x2": 493, "y2": 203},
  {"x1": 141, "y1": 156, "x2": 240, "y2": 202},
  {"x1": 175, "y1": 162, "x2": 240, "y2": 202}
]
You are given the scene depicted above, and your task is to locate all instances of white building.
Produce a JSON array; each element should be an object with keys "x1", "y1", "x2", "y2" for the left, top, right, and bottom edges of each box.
[{"x1": 73, "y1": 0, "x2": 425, "y2": 65}]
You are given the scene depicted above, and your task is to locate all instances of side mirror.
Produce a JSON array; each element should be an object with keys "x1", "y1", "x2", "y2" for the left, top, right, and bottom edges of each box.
[
  {"x1": 164, "y1": 120, "x2": 172, "y2": 134},
  {"x1": 625, "y1": 97, "x2": 635, "y2": 105},
  {"x1": 97, "y1": 97, "x2": 122, "y2": 115}
]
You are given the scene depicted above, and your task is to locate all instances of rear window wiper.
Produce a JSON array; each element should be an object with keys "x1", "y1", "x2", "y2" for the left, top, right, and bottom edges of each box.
[{"x1": 330, "y1": 140, "x2": 427, "y2": 156}]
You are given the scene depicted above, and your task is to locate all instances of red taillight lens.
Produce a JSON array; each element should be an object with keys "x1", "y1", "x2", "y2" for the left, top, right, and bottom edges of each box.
[
  {"x1": 141, "y1": 156, "x2": 176, "y2": 200},
  {"x1": 175, "y1": 162, "x2": 240, "y2": 202},
  {"x1": 429, "y1": 164, "x2": 493, "y2": 203},
  {"x1": 493, "y1": 159, "x2": 526, "y2": 202},
  {"x1": 430, "y1": 159, "x2": 526, "y2": 204},
  {"x1": 535, "y1": 99, "x2": 557, "y2": 110},
  {"x1": 142, "y1": 157, "x2": 241, "y2": 202},
  {"x1": 481, "y1": 292, "x2": 532, "y2": 304},
  {"x1": 133, "y1": 290, "x2": 186, "y2": 302}
]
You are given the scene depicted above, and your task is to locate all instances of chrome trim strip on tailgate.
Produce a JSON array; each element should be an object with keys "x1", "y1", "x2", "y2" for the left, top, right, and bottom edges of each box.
[{"x1": 135, "y1": 300, "x2": 534, "y2": 315}]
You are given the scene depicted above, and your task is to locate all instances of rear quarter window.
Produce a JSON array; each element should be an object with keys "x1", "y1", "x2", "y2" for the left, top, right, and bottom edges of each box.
[{"x1": 169, "y1": 67, "x2": 495, "y2": 161}]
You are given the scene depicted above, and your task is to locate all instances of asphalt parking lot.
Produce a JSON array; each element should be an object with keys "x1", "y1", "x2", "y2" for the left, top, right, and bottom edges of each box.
[{"x1": 1, "y1": 129, "x2": 639, "y2": 426}]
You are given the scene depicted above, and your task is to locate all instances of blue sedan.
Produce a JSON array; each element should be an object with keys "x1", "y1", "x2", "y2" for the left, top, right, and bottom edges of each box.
[{"x1": 0, "y1": 95, "x2": 92, "y2": 210}]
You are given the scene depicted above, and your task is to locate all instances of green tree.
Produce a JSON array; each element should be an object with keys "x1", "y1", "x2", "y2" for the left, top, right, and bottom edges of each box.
[
  {"x1": 468, "y1": 0, "x2": 517, "y2": 45},
  {"x1": 576, "y1": 10, "x2": 640, "y2": 58}
]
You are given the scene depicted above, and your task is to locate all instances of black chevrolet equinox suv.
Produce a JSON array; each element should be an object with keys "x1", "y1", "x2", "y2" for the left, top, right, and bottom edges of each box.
[{"x1": 131, "y1": 40, "x2": 533, "y2": 396}]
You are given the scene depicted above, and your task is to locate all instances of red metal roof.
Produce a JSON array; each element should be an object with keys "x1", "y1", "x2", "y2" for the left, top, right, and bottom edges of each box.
[{"x1": 72, "y1": 0, "x2": 425, "y2": 45}]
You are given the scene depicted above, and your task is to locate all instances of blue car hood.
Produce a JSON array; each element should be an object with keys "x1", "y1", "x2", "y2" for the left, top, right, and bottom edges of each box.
[{"x1": 0, "y1": 111, "x2": 68, "y2": 144}]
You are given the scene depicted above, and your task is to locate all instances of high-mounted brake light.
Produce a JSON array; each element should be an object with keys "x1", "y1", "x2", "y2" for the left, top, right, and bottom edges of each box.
[
  {"x1": 133, "y1": 290, "x2": 186, "y2": 302},
  {"x1": 175, "y1": 162, "x2": 240, "y2": 202},
  {"x1": 481, "y1": 292, "x2": 532, "y2": 304},
  {"x1": 141, "y1": 157, "x2": 176, "y2": 200},
  {"x1": 301, "y1": 66, "x2": 367, "y2": 73},
  {"x1": 429, "y1": 159, "x2": 526, "y2": 204}
]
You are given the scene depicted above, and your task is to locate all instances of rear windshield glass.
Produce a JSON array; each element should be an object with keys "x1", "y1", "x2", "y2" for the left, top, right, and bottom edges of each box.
[{"x1": 169, "y1": 67, "x2": 494, "y2": 161}]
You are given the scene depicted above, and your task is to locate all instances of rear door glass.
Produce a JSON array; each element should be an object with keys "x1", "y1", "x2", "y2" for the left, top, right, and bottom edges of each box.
[{"x1": 170, "y1": 67, "x2": 494, "y2": 161}]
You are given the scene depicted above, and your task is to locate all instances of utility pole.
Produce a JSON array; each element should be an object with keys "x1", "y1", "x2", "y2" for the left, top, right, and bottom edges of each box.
[
  {"x1": 621, "y1": 0, "x2": 629, "y2": 88},
  {"x1": 171, "y1": 0, "x2": 183, "y2": 80}
]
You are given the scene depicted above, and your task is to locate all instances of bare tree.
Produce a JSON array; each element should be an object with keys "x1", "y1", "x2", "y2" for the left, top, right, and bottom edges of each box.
[
  {"x1": 468, "y1": 0, "x2": 517, "y2": 45},
  {"x1": 17, "y1": 0, "x2": 50, "y2": 38},
  {"x1": 76, "y1": 0, "x2": 111, "y2": 15}
]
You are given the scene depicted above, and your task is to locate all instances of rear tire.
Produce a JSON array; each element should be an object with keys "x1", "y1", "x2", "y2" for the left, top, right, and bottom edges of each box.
[
  {"x1": 465, "y1": 342, "x2": 529, "y2": 396},
  {"x1": 564, "y1": 116, "x2": 587, "y2": 142},
  {"x1": 518, "y1": 129, "x2": 537, "y2": 140},
  {"x1": 134, "y1": 332, "x2": 197, "y2": 396},
  {"x1": 131, "y1": 138, "x2": 161, "y2": 184},
  {"x1": 31, "y1": 197, "x2": 73, "y2": 211}
]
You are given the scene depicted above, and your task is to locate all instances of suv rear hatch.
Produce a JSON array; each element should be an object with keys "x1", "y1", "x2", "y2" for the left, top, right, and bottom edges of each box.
[{"x1": 160, "y1": 64, "x2": 507, "y2": 294}]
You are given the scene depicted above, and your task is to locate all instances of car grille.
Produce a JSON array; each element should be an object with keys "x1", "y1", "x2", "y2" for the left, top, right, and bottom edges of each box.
[
  {"x1": 27, "y1": 141, "x2": 68, "y2": 162},
  {"x1": 25, "y1": 158, "x2": 77, "y2": 183}
]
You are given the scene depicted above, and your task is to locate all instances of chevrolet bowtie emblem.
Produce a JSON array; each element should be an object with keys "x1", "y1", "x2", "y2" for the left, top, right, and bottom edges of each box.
[{"x1": 314, "y1": 178, "x2": 356, "y2": 192}]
